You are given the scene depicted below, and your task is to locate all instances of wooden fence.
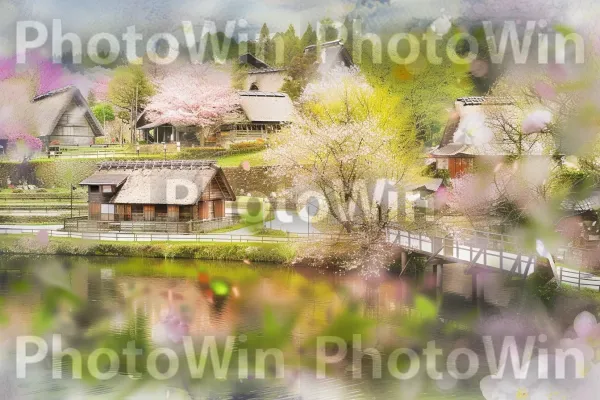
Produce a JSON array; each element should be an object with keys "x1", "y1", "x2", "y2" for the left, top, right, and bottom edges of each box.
[
  {"x1": 64, "y1": 216, "x2": 242, "y2": 234},
  {"x1": 557, "y1": 267, "x2": 600, "y2": 290}
]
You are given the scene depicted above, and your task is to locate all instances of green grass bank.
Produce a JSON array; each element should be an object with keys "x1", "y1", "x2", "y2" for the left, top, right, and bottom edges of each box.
[{"x1": 0, "y1": 235, "x2": 296, "y2": 263}]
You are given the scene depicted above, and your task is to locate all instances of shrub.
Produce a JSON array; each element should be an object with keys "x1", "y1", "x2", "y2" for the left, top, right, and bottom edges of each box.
[
  {"x1": 525, "y1": 264, "x2": 560, "y2": 307},
  {"x1": 229, "y1": 140, "x2": 267, "y2": 152},
  {"x1": 12, "y1": 188, "x2": 23, "y2": 193},
  {"x1": 180, "y1": 147, "x2": 226, "y2": 159}
]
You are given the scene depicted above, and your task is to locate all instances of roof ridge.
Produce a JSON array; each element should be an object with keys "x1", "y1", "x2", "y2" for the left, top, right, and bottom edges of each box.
[
  {"x1": 456, "y1": 96, "x2": 513, "y2": 106},
  {"x1": 97, "y1": 160, "x2": 218, "y2": 171},
  {"x1": 33, "y1": 85, "x2": 76, "y2": 102}
]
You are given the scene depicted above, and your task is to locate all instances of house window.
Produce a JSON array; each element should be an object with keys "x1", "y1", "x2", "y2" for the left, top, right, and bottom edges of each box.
[
  {"x1": 90, "y1": 185, "x2": 99, "y2": 193},
  {"x1": 100, "y1": 204, "x2": 115, "y2": 221},
  {"x1": 102, "y1": 185, "x2": 113, "y2": 193}
]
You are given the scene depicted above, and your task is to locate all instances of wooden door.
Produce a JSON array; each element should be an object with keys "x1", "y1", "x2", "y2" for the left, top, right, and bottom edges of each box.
[
  {"x1": 116, "y1": 204, "x2": 125, "y2": 221},
  {"x1": 214, "y1": 200, "x2": 225, "y2": 218},
  {"x1": 198, "y1": 201, "x2": 209, "y2": 220},
  {"x1": 167, "y1": 205, "x2": 179, "y2": 222},
  {"x1": 89, "y1": 203, "x2": 101, "y2": 220},
  {"x1": 124, "y1": 204, "x2": 132, "y2": 221},
  {"x1": 143, "y1": 205, "x2": 155, "y2": 221}
]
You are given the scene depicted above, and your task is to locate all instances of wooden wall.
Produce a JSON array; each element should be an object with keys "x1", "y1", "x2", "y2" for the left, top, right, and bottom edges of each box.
[
  {"x1": 50, "y1": 101, "x2": 96, "y2": 146},
  {"x1": 448, "y1": 157, "x2": 474, "y2": 178}
]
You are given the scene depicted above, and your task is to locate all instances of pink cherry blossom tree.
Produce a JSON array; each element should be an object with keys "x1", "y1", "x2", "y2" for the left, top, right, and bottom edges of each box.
[
  {"x1": 266, "y1": 67, "x2": 421, "y2": 274},
  {"x1": 144, "y1": 66, "x2": 240, "y2": 144}
]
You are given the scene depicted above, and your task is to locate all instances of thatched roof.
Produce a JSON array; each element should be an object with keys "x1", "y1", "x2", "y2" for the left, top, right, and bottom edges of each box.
[
  {"x1": 432, "y1": 96, "x2": 542, "y2": 157},
  {"x1": 304, "y1": 40, "x2": 354, "y2": 75},
  {"x1": 405, "y1": 178, "x2": 444, "y2": 193},
  {"x1": 31, "y1": 86, "x2": 104, "y2": 137},
  {"x1": 0, "y1": 84, "x2": 104, "y2": 138},
  {"x1": 80, "y1": 173, "x2": 128, "y2": 186},
  {"x1": 80, "y1": 160, "x2": 236, "y2": 205},
  {"x1": 238, "y1": 91, "x2": 294, "y2": 123},
  {"x1": 239, "y1": 53, "x2": 270, "y2": 69}
]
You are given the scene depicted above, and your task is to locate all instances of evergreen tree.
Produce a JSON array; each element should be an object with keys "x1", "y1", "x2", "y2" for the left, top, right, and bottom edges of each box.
[
  {"x1": 300, "y1": 24, "x2": 317, "y2": 49},
  {"x1": 282, "y1": 24, "x2": 301, "y2": 66},
  {"x1": 257, "y1": 23, "x2": 275, "y2": 65}
]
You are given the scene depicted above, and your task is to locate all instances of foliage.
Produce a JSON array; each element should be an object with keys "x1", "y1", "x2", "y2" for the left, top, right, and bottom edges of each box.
[
  {"x1": 107, "y1": 65, "x2": 154, "y2": 141},
  {"x1": 1, "y1": 132, "x2": 43, "y2": 160},
  {"x1": 231, "y1": 63, "x2": 248, "y2": 91},
  {"x1": 91, "y1": 103, "x2": 115, "y2": 124},
  {"x1": 0, "y1": 236, "x2": 297, "y2": 263},
  {"x1": 525, "y1": 264, "x2": 560, "y2": 307},
  {"x1": 268, "y1": 67, "x2": 420, "y2": 235},
  {"x1": 229, "y1": 139, "x2": 266, "y2": 151},
  {"x1": 280, "y1": 52, "x2": 318, "y2": 100},
  {"x1": 360, "y1": 28, "x2": 474, "y2": 146}
]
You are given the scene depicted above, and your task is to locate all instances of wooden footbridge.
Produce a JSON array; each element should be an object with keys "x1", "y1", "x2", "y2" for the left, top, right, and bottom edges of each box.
[{"x1": 385, "y1": 225, "x2": 600, "y2": 293}]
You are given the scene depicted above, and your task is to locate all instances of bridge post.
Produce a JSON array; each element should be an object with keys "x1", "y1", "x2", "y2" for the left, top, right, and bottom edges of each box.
[
  {"x1": 433, "y1": 264, "x2": 443, "y2": 289},
  {"x1": 471, "y1": 270, "x2": 484, "y2": 304},
  {"x1": 401, "y1": 251, "x2": 408, "y2": 272}
]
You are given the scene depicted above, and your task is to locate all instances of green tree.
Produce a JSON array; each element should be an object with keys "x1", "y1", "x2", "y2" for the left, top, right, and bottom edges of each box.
[
  {"x1": 257, "y1": 23, "x2": 275, "y2": 65},
  {"x1": 87, "y1": 91, "x2": 97, "y2": 107},
  {"x1": 280, "y1": 52, "x2": 317, "y2": 100},
  {"x1": 107, "y1": 65, "x2": 155, "y2": 143},
  {"x1": 300, "y1": 24, "x2": 317, "y2": 49},
  {"x1": 91, "y1": 103, "x2": 115, "y2": 131},
  {"x1": 360, "y1": 28, "x2": 474, "y2": 146},
  {"x1": 281, "y1": 24, "x2": 301, "y2": 66}
]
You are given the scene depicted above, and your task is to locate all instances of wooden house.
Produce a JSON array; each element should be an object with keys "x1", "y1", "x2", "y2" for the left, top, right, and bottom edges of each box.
[
  {"x1": 136, "y1": 91, "x2": 294, "y2": 146},
  {"x1": 430, "y1": 96, "x2": 546, "y2": 178},
  {"x1": 303, "y1": 40, "x2": 354, "y2": 76},
  {"x1": 0, "y1": 84, "x2": 104, "y2": 148},
  {"x1": 238, "y1": 53, "x2": 286, "y2": 92},
  {"x1": 79, "y1": 160, "x2": 235, "y2": 225}
]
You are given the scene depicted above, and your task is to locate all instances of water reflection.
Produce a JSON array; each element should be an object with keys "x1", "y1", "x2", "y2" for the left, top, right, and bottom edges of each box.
[{"x1": 0, "y1": 255, "x2": 520, "y2": 399}]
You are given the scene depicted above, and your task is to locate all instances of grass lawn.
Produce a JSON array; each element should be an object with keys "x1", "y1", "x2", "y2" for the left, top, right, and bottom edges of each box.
[
  {"x1": 214, "y1": 150, "x2": 270, "y2": 167},
  {"x1": 209, "y1": 221, "x2": 263, "y2": 233},
  {"x1": 254, "y1": 228, "x2": 296, "y2": 237}
]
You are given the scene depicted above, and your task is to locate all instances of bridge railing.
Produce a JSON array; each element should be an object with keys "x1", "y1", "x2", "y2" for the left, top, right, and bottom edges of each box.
[
  {"x1": 387, "y1": 224, "x2": 526, "y2": 253},
  {"x1": 386, "y1": 226, "x2": 536, "y2": 275}
]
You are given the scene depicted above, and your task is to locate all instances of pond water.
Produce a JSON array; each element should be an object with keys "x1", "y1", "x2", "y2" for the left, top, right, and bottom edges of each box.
[{"x1": 0, "y1": 255, "x2": 526, "y2": 399}]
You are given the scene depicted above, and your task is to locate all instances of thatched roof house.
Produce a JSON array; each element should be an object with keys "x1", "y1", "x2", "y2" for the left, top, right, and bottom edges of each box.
[
  {"x1": 136, "y1": 91, "x2": 294, "y2": 145},
  {"x1": 238, "y1": 53, "x2": 286, "y2": 92},
  {"x1": 304, "y1": 40, "x2": 354, "y2": 76},
  {"x1": 0, "y1": 84, "x2": 104, "y2": 147},
  {"x1": 79, "y1": 160, "x2": 235, "y2": 223},
  {"x1": 431, "y1": 96, "x2": 548, "y2": 177}
]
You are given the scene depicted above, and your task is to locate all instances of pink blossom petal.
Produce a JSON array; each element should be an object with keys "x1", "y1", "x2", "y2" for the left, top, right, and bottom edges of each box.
[
  {"x1": 36, "y1": 230, "x2": 49, "y2": 246},
  {"x1": 574, "y1": 311, "x2": 598, "y2": 338},
  {"x1": 534, "y1": 81, "x2": 557, "y2": 100},
  {"x1": 522, "y1": 110, "x2": 552, "y2": 134}
]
